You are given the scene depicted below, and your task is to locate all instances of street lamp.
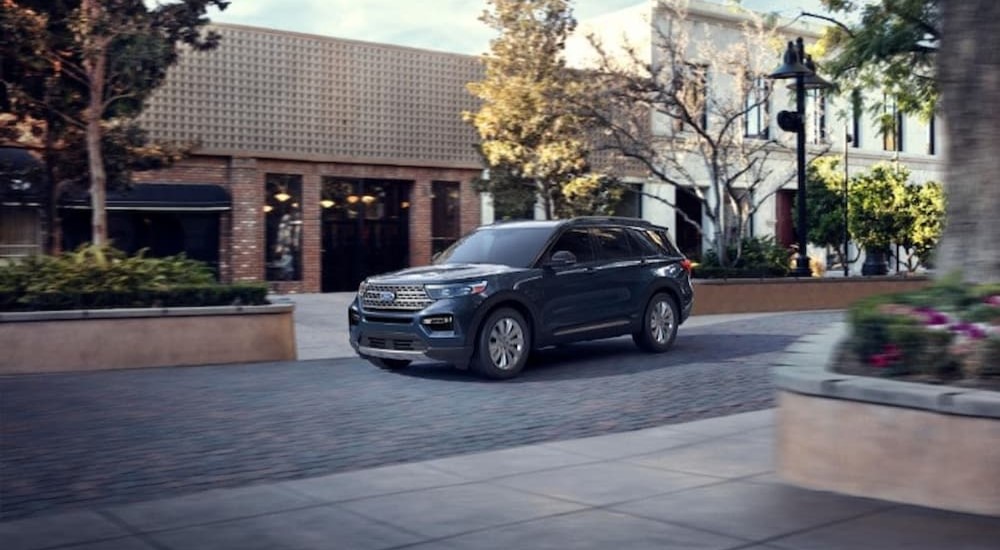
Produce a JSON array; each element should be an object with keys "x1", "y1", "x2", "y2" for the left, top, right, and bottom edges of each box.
[{"x1": 768, "y1": 37, "x2": 833, "y2": 277}]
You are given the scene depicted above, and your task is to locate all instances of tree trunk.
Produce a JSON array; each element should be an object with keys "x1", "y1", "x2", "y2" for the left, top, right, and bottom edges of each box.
[
  {"x1": 82, "y1": 0, "x2": 108, "y2": 247},
  {"x1": 936, "y1": 1, "x2": 1000, "y2": 284}
]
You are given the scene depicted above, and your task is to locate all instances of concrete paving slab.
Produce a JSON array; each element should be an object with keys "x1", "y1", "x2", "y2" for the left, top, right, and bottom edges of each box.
[
  {"x1": 0, "y1": 510, "x2": 131, "y2": 550},
  {"x1": 491, "y1": 461, "x2": 720, "y2": 507},
  {"x1": 105, "y1": 483, "x2": 320, "y2": 532},
  {"x1": 147, "y1": 504, "x2": 421, "y2": 550},
  {"x1": 274, "y1": 462, "x2": 469, "y2": 503},
  {"x1": 610, "y1": 480, "x2": 895, "y2": 541},
  {"x1": 419, "y1": 443, "x2": 599, "y2": 481},
  {"x1": 626, "y1": 432, "x2": 774, "y2": 479},
  {"x1": 768, "y1": 504, "x2": 1000, "y2": 550},
  {"x1": 336, "y1": 483, "x2": 586, "y2": 539},
  {"x1": 402, "y1": 508, "x2": 747, "y2": 550},
  {"x1": 662, "y1": 409, "x2": 775, "y2": 437},
  {"x1": 540, "y1": 425, "x2": 711, "y2": 460}
]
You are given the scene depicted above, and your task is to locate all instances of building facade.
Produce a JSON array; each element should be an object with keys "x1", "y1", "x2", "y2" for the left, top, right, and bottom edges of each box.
[
  {"x1": 569, "y1": 0, "x2": 945, "y2": 272},
  {"x1": 129, "y1": 24, "x2": 487, "y2": 293}
]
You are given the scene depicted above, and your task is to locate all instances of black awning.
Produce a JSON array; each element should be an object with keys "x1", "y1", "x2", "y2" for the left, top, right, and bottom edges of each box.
[
  {"x1": 61, "y1": 183, "x2": 231, "y2": 211},
  {"x1": 0, "y1": 147, "x2": 47, "y2": 206}
]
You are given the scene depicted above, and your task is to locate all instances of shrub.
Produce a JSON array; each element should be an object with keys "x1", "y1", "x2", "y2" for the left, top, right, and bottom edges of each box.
[
  {"x1": 695, "y1": 236, "x2": 790, "y2": 278},
  {"x1": 0, "y1": 245, "x2": 268, "y2": 311},
  {"x1": 843, "y1": 280, "x2": 1000, "y2": 381}
]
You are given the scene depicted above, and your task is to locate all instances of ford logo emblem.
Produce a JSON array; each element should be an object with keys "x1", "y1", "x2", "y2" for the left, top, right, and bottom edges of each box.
[{"x1": 377, "y1": 291, "x2": 396, "y2": 303}]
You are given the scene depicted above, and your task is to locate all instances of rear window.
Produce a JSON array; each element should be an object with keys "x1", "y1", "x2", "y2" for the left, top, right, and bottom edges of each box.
[{"x1": 433, "y1": 226, "x2": 554, "y2": 267}]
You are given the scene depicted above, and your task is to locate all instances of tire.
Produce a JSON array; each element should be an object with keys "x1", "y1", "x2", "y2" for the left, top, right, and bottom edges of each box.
[
  {"x1": 370, "y1": 357, "x2": 412, "y2": 370},
  {"x1": 632, "y1": 293, "x2": 679, "y2": 353},
  {"x1": 472, "y1": 308, "x2": 531, "y2": 380}
]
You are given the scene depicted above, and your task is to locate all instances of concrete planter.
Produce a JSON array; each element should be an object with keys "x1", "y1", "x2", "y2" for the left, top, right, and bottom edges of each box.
[
  {"x1": 774, "y1": 324, "x2": 1000, "y2": 517},
  {"x1": 692, "y1": 276, "x2": 930, "y2": 315},
  {"x1": 0, "y1": 304, "x2": 296, "y2": 374}
]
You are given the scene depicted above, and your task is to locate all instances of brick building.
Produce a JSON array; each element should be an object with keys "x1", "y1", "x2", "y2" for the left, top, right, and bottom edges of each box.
[{"x1": 123, "y1": 24, "x2": 488, "y2": 293}]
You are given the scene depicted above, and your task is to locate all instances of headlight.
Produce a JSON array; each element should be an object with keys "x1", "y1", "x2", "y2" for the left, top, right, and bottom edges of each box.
[
  {"x1": 425, "y1": 281, "x2": 487, "y2": 300},
  {"x1": 358, "y1": 279, "x2": 369, "y2": 296}
]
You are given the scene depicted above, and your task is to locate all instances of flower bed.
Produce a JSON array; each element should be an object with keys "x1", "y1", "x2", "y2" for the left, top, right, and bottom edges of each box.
[{"x1": 840, "y1": 279, "x2": 1000, "y2": 387}]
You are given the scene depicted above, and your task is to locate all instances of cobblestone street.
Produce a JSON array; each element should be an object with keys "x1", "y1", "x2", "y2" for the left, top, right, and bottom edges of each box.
[{"x1": 0, "y1": 310, "x2": 842, "y2": 520}]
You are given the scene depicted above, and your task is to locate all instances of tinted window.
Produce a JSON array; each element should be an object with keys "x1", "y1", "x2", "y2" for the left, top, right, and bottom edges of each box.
[
  {"x1": 592, "y1": 227, "x2": 633, "y2": 261},
  {"x1": 434, "y1": 226, "x2": 553, "y2": 267},
  {"x1": 643, "y1": 228, "x2": 682, "y2": 256},
  {"x1": 627, "y1": 228, "x2": 663, "y2": 257},
  {"x1": 548, "y1": 228, "x2": 594, "y2": 263}
]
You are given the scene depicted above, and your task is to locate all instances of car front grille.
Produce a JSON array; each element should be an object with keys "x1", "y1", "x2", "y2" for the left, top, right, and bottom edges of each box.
[{"x1": 361, "y1": 284, "x2": 432, "y2": 311}]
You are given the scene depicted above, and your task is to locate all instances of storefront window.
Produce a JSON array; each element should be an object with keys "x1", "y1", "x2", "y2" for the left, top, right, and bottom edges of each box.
[
  {"x1": 265, "y1": 173, "x2": 303, "y2": 281},
  {"x1": 0, "y1": 206, "x2": 41, "y2": 260}
]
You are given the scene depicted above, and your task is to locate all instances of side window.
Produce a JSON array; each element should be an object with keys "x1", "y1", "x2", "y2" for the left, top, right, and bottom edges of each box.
[
  {"x1": 592, "y1": 227, "x2": 633, "y2": 261},
  {"x1": 627, "y1": 228, "x2": 663, "y2": 257},
  {"x1": 549, "y1": 227, "x2": 594, "y2": 263},
  {"x1": 644, "y1": 228, "x2": 682, "y2": 256}
]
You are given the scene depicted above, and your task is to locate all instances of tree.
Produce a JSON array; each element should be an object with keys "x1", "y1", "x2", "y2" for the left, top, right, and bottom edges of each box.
[
  {"x1": 583, "y1": 0, "x2": 801, "y2": 267},
  {"x1": 810, "y1": 0, "x2": 939, "y2": 119},
  {"x1": 935, "y1": 2, "x2": 1000, "y2": 283},
  {"x1": 805, "y1": 156, "x2": 851, "y2": 269},
  {"x1": 0, "y1": 0, "x2": 228, "y2": 247},
  {"x1": 847, "y1": 162, "x2": 943, "y2": 273},
  {"x1": 805, "y1": 0, "x2": 998, "y2": 283},
  {"x1": 465, "y1": 0, "x2": 612, "y2": 219}
]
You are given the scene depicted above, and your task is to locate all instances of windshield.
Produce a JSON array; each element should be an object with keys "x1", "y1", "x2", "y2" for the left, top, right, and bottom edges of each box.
[{"x1": 434, "y1": 226, "x2": 554, "y2": 267}]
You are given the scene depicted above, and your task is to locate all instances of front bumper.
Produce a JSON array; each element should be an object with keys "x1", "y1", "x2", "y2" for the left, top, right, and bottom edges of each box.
[{"x1": 348, "y1": 296, "x2": 477, "y2": 367}]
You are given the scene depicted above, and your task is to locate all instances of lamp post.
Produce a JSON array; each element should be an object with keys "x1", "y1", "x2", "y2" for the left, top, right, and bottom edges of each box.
[
  {"x1": 843, "y1": 127, "x2": 852, "y2": 277},
  {"x1": 768, "y1": 37, "x2": 832, "y2": 277}
]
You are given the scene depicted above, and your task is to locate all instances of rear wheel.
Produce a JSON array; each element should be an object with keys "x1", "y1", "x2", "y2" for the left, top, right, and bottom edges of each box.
[
  {"x1": 370, "y1": 358, "x2": 412, "y2": 370},
  {"x1": 632, "y1": 293, "x2": 679, "y2": 353},
  {"x1": 472, "y1": 308, "x2": 531, "y2": 380}
]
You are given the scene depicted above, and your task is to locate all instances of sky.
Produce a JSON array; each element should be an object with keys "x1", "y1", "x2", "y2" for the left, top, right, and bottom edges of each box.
[{"x1": 201, "y1": 0, "x2": 831, "y2": 56}]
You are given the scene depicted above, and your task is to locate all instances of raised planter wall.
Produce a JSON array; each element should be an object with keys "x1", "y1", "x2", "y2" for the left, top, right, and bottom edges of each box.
[
  {"x1": 774, "y1": 323, "x2": 1000, "y2": 517},
  {"x1": 0, "y1": 304, "x2": 296, "y2": 374},
  {"x1": 692, "y1": 276, "x2": 930, "y2": 315}
]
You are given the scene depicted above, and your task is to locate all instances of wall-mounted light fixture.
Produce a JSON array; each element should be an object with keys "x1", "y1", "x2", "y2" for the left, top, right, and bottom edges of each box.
[{"x1": 320, "y1": 199, "x2": 335, "y2": 208}]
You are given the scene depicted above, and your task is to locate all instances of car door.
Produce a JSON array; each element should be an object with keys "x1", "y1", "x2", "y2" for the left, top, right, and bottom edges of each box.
[
  {"x1": 589, "y1": 225, "x2": 644, "y2": 326},
  {"x1": 531, "y1": 227, "x2": 606, "y2": 340}
]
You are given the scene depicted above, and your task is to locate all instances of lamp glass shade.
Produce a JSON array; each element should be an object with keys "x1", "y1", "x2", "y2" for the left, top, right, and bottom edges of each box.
[{"x1": 768, "y1": 41, "x2": 810, "y2": 79}]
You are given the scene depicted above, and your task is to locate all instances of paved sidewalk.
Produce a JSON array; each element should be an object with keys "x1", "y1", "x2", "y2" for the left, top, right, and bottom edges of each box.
[{"x1": 4, "y1": 322, "x2": 998, "y2": 549}]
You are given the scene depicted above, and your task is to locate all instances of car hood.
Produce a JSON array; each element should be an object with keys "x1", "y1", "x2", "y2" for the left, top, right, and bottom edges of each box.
[{"x1": 368, "y1": 263, "x2": 523, "y2": 284}]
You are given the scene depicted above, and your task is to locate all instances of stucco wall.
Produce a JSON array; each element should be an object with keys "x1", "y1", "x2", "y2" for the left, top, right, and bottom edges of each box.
[{"x1": 0, "y1": 305, "x2": 296, "y2": 374}]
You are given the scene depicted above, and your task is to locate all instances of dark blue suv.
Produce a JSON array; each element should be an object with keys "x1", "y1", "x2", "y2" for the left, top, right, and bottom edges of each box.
[{"x1": 348, "y1": 217, "x2": 694, "y2": 379}]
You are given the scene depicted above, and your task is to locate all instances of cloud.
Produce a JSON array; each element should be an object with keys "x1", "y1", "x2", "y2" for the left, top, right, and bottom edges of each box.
[{"x1": 205, "y1": 0, "x2": 643, "y2": 55}]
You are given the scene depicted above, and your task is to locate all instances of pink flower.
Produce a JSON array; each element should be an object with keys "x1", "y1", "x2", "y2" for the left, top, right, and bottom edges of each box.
[
  {"x1": 985, "y1": 295, "x2": 1000, "y2": 307},
  {"x1": 915, "y1": 307, "x2": 949, "y2": 326}
]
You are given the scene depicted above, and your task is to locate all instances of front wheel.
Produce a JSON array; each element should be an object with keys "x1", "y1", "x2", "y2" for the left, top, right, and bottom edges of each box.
[
  {"x1": 472, "y1": 308, "x2": 531, "y2": 380},
  {"x1": 370, "y1": 357, "x2": 412, "y2": 370},
  {"x1": 632, "y1": 293, "x2": 679, "y2": 353}
]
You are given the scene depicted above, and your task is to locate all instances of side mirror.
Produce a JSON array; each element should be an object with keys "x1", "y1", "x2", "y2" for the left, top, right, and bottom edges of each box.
[{"x1": 546, "y1": 250, "x2": 577, "y2": 268}]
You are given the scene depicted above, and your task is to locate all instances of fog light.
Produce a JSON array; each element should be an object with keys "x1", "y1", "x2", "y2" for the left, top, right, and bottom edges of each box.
[
  {"x1": 349, "y1": 310, "x2": 361, "y2": 326},
  {"x1": 421, "y1": 315, "x2": 454, "y2": 331}
]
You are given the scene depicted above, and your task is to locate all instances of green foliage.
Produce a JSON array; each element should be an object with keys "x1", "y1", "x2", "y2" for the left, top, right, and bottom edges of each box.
[
  {"x1": 695, "y1": 236, "x2": 790, "y2": 278},
  {"x1": 0, "y1": 0, "x2": 228, "y2": 246},
  {"x1": 465, "y1": 0, "x2": 604, "y2": 219},
  {"x1": 0, "y1": 245, "x2": 267, "y2": 311},
  {"x1": 817, "y1": 0, "x2": 940, "y2": 119},
  {"x1": 844, "y1": 279, "x2": 1000, "y2": 380},
  {"x1": 805, "y1": 156, "x2": 847, "y2": 253},
  {"x1": 846, "y1": 162, "x2": 944, "y2": 270}
]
